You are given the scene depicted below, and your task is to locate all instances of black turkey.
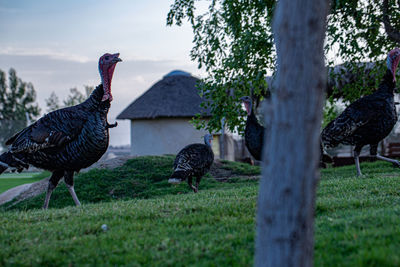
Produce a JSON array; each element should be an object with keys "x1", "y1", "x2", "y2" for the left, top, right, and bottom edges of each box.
[
  {"x1": 168, "y1": 134, "x2": 214, "y2": 192},
  {"x1": 321, "y1": 48, "x2": 400, "y2": 176},
  {"x1": 0, "y1": 53, "x2": 122, "y2": 208},
  {"x1": 241, "y1": 96, "x2": 265, "y2": 161}
]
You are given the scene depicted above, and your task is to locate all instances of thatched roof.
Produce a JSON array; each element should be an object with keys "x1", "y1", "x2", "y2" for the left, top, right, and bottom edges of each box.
[{"x1": 117, "y1": 70, "x2": 212, "y2": 120}]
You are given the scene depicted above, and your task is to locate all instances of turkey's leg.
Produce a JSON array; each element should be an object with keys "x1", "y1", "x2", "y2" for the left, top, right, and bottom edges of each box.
[
  {"x1": 369, "y1": 143, "x2": 400, "y2": 167},
  {"x1": 187, "y1": 177, "x2": 197, "y2": 192},
  {"x1": 376, "y1": 154, "x2": 400, "y2": 166},
  {"x1": 194, "y1": 176, "x2": 201, "y2": 193},
  {"x1": 43, "y1": 170, "x2": 63, "y2": 209},
  {"x1": 64, "y1": 171, "x2": 81, "y2": 207},
  {"x1": 354, "y1": 147, "x2": 362, "y2": 177}
]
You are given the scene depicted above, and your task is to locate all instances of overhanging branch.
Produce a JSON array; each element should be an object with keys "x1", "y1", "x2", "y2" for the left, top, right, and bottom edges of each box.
[{"x1": 382, "y1": 0, "x2": 400, "y2": 44}]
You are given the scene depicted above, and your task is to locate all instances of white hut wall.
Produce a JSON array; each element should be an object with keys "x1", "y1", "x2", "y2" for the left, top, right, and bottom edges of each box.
[{"x1": 130, "y1": 118, "x2": 210, "y2": 156}]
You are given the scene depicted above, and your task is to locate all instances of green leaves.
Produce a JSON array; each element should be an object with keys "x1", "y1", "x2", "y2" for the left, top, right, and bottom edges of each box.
[
  {"x1": 168, "y1": 0, "x2": 400, "y2": 131},
  {"x1": 168, "y1": 0, "x2": 275, "y2": 133}
]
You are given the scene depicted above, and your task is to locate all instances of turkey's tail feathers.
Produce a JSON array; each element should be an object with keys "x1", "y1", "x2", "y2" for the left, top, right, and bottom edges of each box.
[
  {"x1": 0, "y1": 152, "x2": 29, "y2": 174},
  {"x1": 319, "y1": 138, "x2": 333, "y2": 168},
  {"x1": 168, "y1": 170, "x2": 187, "y2": 184}
]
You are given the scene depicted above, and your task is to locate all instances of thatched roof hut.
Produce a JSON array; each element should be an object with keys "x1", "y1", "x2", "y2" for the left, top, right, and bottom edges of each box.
[
  {"x1": 117, "y1": 70, "x2": 211, "y2": 120},
  {"x1": 116, "y1": 70, "x2": 217, "y2": 157}
]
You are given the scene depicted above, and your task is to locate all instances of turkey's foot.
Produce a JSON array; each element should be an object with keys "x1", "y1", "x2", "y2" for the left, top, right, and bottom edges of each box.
[
  {"x1": 376, "y1": 154, "x2": 400, "y2": 168},
  {"x1": 391, "y1": 161, "x2": 400, "y2": 168}
]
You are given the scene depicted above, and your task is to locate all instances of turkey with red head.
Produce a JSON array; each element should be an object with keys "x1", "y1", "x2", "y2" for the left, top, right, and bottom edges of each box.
[
  {"x1": 0, "y1": 53, "x2": 122, "y2": 208},
  {"x1": 321, "y1": 48, "x2": 400, "y2": 176},
  {"x1": 168, "y1": 134, "x2": 214, "y2": 193},
  {"x1": 241, "y1": 96, "x2": 265, "y2": 161}
]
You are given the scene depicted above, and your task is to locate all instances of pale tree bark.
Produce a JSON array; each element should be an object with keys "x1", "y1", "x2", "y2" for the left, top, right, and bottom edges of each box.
[{"x1": 255, "y1": 1, "x2": 329, "y2": 266}]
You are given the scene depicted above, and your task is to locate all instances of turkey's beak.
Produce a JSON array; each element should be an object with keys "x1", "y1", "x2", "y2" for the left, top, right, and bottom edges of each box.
[
  {"x1": 112, "y1": 53, "x2": 122, "y2": 63},
  {"x1": 113, "y1": 57, "x2": 122, "y2": 63}
]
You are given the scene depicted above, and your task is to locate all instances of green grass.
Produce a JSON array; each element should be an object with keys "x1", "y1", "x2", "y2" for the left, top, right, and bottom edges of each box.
[
  {"x1": 2, "y1": 156, "x2": 258, "y2": 211},
  {"x1": 0, "y1": 157, "x2": 399, "y2": 266},
  {"x1": 0, "y1": 171, "x2": 50, "y2": 194}
]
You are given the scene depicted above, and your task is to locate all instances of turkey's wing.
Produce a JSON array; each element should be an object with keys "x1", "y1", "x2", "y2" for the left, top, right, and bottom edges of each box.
[{"x1": 6, "y1": 108, "x2": 86, "y2": 153}]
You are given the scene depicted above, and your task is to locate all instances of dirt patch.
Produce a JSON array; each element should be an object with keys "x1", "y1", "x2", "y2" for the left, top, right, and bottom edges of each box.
[
  {"x1": 209, "y1": 160, "x2": 234, "y2": 179},
  {"x1": 0, "y1": 178, "x2": 49, "y2": 207},
  {"x1": 81, "y1": 155, "x2": 134, "y2": 172},
  {"x1": 209, "y1": 159, "x2": 260, "y2": 182}
]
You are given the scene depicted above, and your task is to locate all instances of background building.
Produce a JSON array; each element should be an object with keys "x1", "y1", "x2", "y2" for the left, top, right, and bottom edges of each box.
[{"x1": 117, "y1": 70, "x2": 219, "y2": 157}]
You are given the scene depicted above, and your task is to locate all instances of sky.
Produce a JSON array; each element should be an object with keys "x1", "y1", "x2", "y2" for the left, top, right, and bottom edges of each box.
[{"x1": 0, "y1": 0, "x2": 205, "y2": 146}]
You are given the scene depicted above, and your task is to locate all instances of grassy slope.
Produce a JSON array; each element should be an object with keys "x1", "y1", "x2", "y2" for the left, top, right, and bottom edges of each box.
[
  {"x1": 2, "y1": 156, "x2": 260, "y2": 210},
  {"x1": 0, "y1": 171, "x2": 50, "y2": 194},
  {"x1": 0, "y1": 157, "x2": 399, "y2": 266}
]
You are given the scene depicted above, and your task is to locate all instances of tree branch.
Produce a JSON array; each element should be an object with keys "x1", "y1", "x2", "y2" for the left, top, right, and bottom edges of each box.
[{"x1": 382, "y1": 0, "x2": 400, "y2": 44}]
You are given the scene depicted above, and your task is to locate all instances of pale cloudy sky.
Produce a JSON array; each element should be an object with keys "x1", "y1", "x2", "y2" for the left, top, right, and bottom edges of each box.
[{"x1": 0, "y1": 0, "x2": 205, "y2": 146}]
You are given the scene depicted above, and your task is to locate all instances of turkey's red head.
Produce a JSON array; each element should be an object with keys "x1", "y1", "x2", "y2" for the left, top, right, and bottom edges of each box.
[
  {"x1": 387, "y1": 48, "x2": 400, "y2": 82},
  {"x1": 240, "y1": 96, "x2": 252, "y2": 116},
  {"x1": 99, "y1": 53, "x2": 122, "y2": 101}
]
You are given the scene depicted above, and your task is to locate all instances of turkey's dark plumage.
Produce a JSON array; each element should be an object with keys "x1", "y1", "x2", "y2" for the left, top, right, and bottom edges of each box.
[
  {"x1": 241, "y1": 96, "x2": 265, "y2": 161},
  {"x1": 3, "y1": 86, "x2": 111, "y2": 170},
  {"x1": 322, "y1": 70, "x2": 397, "y2": 147},
  {"x1": 169, "y1": 135, "x2": 214, "y2": 192},
  {"x1": 0, "y1": 53, "x2": 121, "y2": 208},
  {"x1": 321, "y1": 48, "x2": 400, "y2": 176}
]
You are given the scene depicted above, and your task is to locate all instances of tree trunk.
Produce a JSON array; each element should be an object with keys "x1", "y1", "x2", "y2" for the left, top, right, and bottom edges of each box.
[{"x1": 255, "y1": 1, "x2": 329, "y2": 266}]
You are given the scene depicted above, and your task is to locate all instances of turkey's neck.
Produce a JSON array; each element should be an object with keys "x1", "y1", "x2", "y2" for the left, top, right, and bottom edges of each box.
[
  {"x1": 82, "y1": 84, "x2": 107, "y2": 109},
  {"x1": 248, "y1": 110, "x2": 258, "y2": 124},
  {"x1": 377, "y1": 69, "x2": 396, "y2": 95},
  {"x1": 204, "y1": 138, "x2": 212, "y2": 147}
]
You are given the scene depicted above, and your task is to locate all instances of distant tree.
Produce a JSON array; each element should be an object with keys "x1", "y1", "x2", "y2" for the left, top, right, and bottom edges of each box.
[
  {"x1": 45, "y1": 86, "x2": 94, "y2": 112},
  {"x1": 0, "y1": 68, "x2": 40, "y2": 150},
  {"x1": 45, "y1": 92, "x2": 60, "y2": 113}
]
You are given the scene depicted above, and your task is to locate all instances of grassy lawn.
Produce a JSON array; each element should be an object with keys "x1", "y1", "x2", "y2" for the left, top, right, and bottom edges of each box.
[
  {"x1": 0, "y1": 171, "x2": 50, "y2": 194},
  {"x1": 0, "y1": 156, "x2": 399, "y2": 266}
]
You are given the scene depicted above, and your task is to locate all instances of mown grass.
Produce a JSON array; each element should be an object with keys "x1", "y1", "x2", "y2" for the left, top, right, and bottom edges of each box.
[
  {"x1": 0, "y1": 157, "x2": 399, "y2": 266},
  {"x1": 0, "y1": 171, "x2": 50, "y2": 194},
  {"x1": 2, "y1": 156, "x2": 259, "y2": 211}
]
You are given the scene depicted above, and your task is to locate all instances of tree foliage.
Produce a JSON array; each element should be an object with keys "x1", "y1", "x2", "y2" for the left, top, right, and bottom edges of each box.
[
  {"x1": 45, "y1": 86, "x2": 94, "y2": 112},
  {"x1": 0, "y1": 68, "x2": 40, "y2": 150},
  {"x1": 167, "y1": 0, "x2": 400, "y2": 133},
  {"x1": 168, "y1": 0, "x2": 275, "y2": 133},
  {"x1": 326, "y1": 0, "x2": 400, "y2": 105},
  {"x1": 45, "y1": 92, "x2": 60, "y2": 113}
]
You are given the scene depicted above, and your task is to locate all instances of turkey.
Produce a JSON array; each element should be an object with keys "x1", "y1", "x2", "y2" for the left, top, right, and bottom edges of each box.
[
  {"x1": 321, "y1": 48, "x2": 400, "y2": 176},
  {"x1": 0, "y1": 53, "x2": 122, "y2": 208},
  {"x1": 241, "y1": 96, "x2": 265, "y2": 161},
  {"x1": 168, "y1": 134, "x2": 214, "y2": 192}
]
